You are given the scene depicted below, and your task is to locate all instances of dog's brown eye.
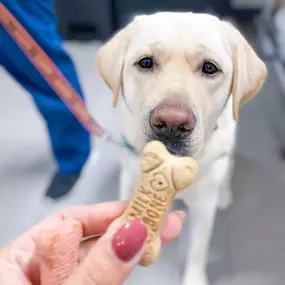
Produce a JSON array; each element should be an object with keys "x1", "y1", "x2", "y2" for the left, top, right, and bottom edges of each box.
[
  {"x1": 202, "y1": 62, "x2": 219, "y2": 75},
  {"x1": 138, "y1": 57, "x2": 153, "y2": 69}
]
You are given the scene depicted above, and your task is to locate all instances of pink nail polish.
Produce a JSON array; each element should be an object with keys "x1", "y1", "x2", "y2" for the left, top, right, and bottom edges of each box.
[{"x1": 112, "y1": 220, "x2": 147, "y2": 262}]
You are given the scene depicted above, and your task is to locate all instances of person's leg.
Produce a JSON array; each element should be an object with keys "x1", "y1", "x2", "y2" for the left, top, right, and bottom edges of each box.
[{"x1": 0, "y1": 0, "x2": 91, "y2": 199}]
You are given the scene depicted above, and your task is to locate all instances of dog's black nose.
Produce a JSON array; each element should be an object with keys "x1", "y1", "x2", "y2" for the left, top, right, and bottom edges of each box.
[{"x1": 150, "y1": 104, "x2": 195, "y2": 138}]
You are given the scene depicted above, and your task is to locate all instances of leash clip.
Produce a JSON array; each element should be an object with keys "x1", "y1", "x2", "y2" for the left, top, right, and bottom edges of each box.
[
  {"x1": 101, "y1": 130, "x2": 140, "y2": 156},
  {"x1": 101, "y1": 130, "x2": 122, "y2": 146}
]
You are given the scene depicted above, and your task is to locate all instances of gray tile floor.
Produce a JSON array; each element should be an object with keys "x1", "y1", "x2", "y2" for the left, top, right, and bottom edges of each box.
[{"x1": 1, "y1": 40, "x2": 285, "y2": 285}]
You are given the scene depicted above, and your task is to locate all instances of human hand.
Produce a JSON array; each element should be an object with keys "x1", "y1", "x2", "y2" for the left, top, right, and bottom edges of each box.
[{"x1": 0, "y1": 201, "x2": 185, "y2": 285}]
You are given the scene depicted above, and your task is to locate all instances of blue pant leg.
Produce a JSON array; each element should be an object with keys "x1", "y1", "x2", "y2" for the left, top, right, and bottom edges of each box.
[{"x1": 0, "y1": 1, "x2": 91, "y2": 174}]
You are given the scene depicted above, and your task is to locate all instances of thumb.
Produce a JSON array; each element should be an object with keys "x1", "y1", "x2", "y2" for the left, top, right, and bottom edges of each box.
[{"x1": 64, "y1": 220, "x2": 148, "y2": 285}]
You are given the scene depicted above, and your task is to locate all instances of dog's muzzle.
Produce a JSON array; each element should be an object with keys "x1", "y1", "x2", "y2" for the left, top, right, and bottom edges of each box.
[{"x1": 148, "y1": 100, "x2": 196, "y2": 156}]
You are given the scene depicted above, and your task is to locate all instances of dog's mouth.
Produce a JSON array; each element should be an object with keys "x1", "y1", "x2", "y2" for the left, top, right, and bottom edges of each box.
[{"x1": 146, "y1": 135, "x2": 190, "y2": 157}]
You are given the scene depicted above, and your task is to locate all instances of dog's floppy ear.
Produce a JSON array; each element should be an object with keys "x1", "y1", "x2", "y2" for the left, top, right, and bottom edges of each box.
[
  {"x1": 222, "y1": 21, "x2": 267, "y2": 120},
  {"x1": 96, "y1": 22, "x2": 134, "y2": 108}
]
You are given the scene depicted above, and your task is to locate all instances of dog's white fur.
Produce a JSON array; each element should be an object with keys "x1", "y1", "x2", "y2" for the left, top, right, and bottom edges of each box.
[{"x1": 96, "y1": 12, "x2": 267, "y2": 285}]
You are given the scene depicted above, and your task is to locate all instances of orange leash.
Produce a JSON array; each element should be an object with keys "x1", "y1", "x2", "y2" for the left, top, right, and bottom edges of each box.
[{"x1": 0, "y1": 3, "x2": 103, "y2": 136}]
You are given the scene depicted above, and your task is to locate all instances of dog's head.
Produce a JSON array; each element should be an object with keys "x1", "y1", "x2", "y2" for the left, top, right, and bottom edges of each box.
[{"x1": 96, "y1": 12, "x2": 267, "y2": 157}]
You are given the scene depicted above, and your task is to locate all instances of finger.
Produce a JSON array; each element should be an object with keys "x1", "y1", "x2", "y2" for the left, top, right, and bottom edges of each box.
[
  {"x1": 65, "y1": 220, "x2": 148, "y2": 285},
  {"x1": 61, "y1": 202, "x2": 127, "y2": 236},
  {"x1": 0, "y1": 257, "x2": 33, "y2": 285},
  {"x1": 78, "y1": 237, "x2": 99, "y2": 262},
  {"x1": 23, "y1": 201, "x2": 128, "y2": 238},
  {"x1": 160, "y1": 210, "x2": 186, "y2": 244},
  {"x1": 78, "y1": 210, "x2": 186, "y2": 262},
  {"x1": 36, "y1": 219, "x2": 83, "y2": 285}
]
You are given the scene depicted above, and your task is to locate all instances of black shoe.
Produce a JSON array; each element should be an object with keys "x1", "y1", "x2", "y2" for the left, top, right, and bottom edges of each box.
[{"x1": 45, "y1": 172, "x2": 81, "y2": 200}]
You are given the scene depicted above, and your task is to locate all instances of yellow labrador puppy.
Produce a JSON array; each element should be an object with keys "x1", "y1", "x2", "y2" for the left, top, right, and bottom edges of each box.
[{"x1": 96, "y1": 12, "x2": 267, "y2": 285}]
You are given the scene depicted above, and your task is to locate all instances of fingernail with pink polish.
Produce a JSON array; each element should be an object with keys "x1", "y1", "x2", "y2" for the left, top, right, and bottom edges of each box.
[{"x1": 112, "y1": 220, "x2": 147, "y2": 262}]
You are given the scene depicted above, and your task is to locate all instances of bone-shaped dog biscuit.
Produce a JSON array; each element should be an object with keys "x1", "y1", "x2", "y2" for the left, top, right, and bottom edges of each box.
[{"x1": 116, "y1": 140, "x2": 198, "y2": 266}]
